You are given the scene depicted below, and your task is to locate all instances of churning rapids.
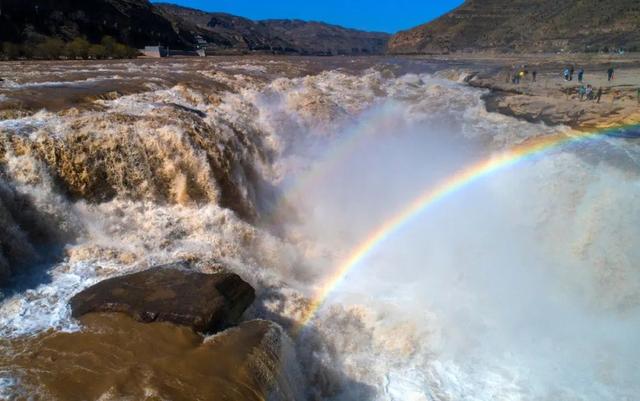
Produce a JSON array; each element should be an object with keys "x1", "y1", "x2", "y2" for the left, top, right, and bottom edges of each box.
[{"x1": 0, "y1": 57, "x2": 639, "y2": 401}]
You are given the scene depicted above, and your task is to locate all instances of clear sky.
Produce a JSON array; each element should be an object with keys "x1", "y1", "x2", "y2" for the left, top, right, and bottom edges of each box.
[{"x1": 153, "y1": 0, "x2": 465, "y2": 33}]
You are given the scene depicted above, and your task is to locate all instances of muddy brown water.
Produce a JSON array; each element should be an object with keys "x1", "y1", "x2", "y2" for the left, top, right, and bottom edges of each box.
[
  {"x1": 0, "y1": 56, "x2": 466, "y2": 114},
  {"x1": 6, "y1": 54, "x2": 640, "y2": 401},
  {"x1": 0, "y1": 313, "x2": 285, "y2": 400}
]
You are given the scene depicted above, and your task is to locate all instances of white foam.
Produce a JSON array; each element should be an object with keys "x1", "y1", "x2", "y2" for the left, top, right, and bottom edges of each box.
[
  {"x1": 0, "y1": 110, "x2": 58, "y2": 134},
  {"x1": 0, "y1": 75, "x2": 125, "y2": 90}
]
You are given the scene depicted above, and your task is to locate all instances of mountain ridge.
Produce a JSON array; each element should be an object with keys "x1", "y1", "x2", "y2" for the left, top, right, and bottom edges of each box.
[
  {"x1": 154, "y1": 3, "x2": 390, "y2": 55},
  {"x1": 0, "y1": 0, "x2": 190, "y2": 48},
  {"x1": 388, "y1": 0, "x2": 640, "y2": 54},
  {"x1": 0, "y1": 0, "x2": 389, "y2": 55}
]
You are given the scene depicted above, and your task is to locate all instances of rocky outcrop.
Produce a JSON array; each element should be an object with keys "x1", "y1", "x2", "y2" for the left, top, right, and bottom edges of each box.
[
  {"x1": 155, "y1": 3, "x2": 390, "y2": 55},
  {"x1": 464, "y1": 64, "x2": 640, "y2": 130},
  {"x1": 388, "y1": 0, "x2": 640, "y2": 54},
  {"x1": 1, "y1": 313, "x2": 305, "y2": 400},
  {"x1": 69, "y1": 262, "x2": 256, "y2": 333}
]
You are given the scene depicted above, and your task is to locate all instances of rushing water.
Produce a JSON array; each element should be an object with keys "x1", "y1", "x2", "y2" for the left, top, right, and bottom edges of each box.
[{"x1": 0, "y1": 58, "x2": 639, "y2": 400}]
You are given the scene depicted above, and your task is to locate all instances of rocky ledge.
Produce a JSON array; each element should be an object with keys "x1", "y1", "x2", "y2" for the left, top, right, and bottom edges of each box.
[
  {"x1": 70, "y1": 261, "x2": 255, "y2": 333},
  {"x1": 463, "y1": 60, "x2": 640, "y2": 130}
]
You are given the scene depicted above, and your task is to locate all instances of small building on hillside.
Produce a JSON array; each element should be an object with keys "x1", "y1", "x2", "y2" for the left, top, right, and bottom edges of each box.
[
  {"x1": 140, "y1": 46, "x2": 169, "y2": 58},
  {"x1": 139, "y1": 45, "x2": 204, "y2": 58}
]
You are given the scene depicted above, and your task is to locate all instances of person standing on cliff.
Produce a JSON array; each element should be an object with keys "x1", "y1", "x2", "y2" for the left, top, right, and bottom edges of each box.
[
  {"x1": 585, "y1": 85, "x2": 593, "y2": 100},
  {"x1": 532, "y1": 70, "x2": 537, "y2": 82},
  {"x1": 596, "y1": 87, "x2": 603, "y2": 103},
  {"x1": 577, "y1": 67, "x2": 584, "y2": 83},
  {"x1": 563, "y1": 67, "x2": 570, "y2": 81},
  {"x1": 607, "y1": 67, "x2": 615, "y2": 81},
  {"x1": 569, "y1": 65, "x2": 575, "y2": 81}
]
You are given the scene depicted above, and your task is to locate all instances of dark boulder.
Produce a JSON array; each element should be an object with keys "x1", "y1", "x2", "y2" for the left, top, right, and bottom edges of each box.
[{"x1": 69, "y1": 261, "x2": 255, "y2": 333}]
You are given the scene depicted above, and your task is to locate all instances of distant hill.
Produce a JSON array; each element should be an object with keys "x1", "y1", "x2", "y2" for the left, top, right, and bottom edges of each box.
[
  {"x1": 0, "y1": 0, "x2": 190, "y2": 48},
  {"x1": 387, "y1": 0, "x2": 640, "y2": 54},
  {"x1": 0, "y1": 0, "x2": 389, "y2": 55},
  {"x1": 154, "y1": 3, "x2": 390, "y2": 55}
]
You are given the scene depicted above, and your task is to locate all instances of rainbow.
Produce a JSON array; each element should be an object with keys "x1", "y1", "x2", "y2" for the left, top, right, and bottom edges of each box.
[{"x1": 297, "y1": 123, "x2": 640, "y2": 328}]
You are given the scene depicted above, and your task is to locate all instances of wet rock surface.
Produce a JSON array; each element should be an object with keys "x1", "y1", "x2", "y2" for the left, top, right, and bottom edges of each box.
[{"x1": 69, "y1": 262, "x2": 256, "y2": 333}]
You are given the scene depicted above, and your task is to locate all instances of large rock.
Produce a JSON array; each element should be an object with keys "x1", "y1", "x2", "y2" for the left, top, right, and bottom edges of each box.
[{"x1": 69, "y1": 262, "x2": 255, "y2": 333}]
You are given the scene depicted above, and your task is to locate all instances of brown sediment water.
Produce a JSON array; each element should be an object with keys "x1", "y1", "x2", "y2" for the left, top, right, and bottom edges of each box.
[{"x1": 0, "y1": 313, "x2": 292, "y2": 400}]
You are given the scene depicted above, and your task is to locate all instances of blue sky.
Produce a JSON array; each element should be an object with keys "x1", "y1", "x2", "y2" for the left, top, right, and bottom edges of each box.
[{"x1": 153, "y1": 1, "x2": 464, "y2": 33}]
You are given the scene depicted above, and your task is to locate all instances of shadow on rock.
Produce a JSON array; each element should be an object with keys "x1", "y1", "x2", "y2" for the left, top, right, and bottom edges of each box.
[{"x1": 0, "y1": 174, "x2": 77, "y2": 293}]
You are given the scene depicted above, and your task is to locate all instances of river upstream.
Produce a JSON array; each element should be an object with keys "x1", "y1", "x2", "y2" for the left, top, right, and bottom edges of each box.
[{"x1": 0, "y1": 57, "x2": 638, "y2": 400}]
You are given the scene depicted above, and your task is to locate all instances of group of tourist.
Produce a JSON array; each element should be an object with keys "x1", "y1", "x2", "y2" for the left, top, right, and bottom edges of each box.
[
  {"x1": 503, "y1": 63, "x2": 639, "y2": 105},
  {"x1": 508, "y1": 65, "x2": 535, "y2": 84},
  {"x1": 509, "y1": 64, "x2": 610, "y2": 85},
  {"x1": 563, "y1": 65, "x2": 616, "y2": 82},
  {"x1": 578, "y1": 84, "x2": 602, "y2": 103},
  {"x1": 562, "y1": 66, "x2": 584, "y2": 81},
  {"x1": 568, "y1": 66, "x2": 617, "y2": 103}
]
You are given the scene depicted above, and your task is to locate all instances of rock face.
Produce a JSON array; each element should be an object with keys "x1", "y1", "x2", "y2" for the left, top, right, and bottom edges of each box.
[
  {"x1": 155, "y1": 3, "x2": 390, "y2": 55},
  {"x1": 69, "y1": 262, "x2": 256, "y2": 333},
  {"x1": 388, "y1": 0, "x2": 640, "y2": 54}
]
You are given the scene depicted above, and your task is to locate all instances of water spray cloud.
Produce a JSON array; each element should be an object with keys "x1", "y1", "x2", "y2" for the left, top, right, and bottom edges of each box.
[
  {"x1": 297, "y1": 122, "x2": 640, "y2": 328},
  {"x1": 266, "y1": 102, "x2": 408, "y2": 219}
]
